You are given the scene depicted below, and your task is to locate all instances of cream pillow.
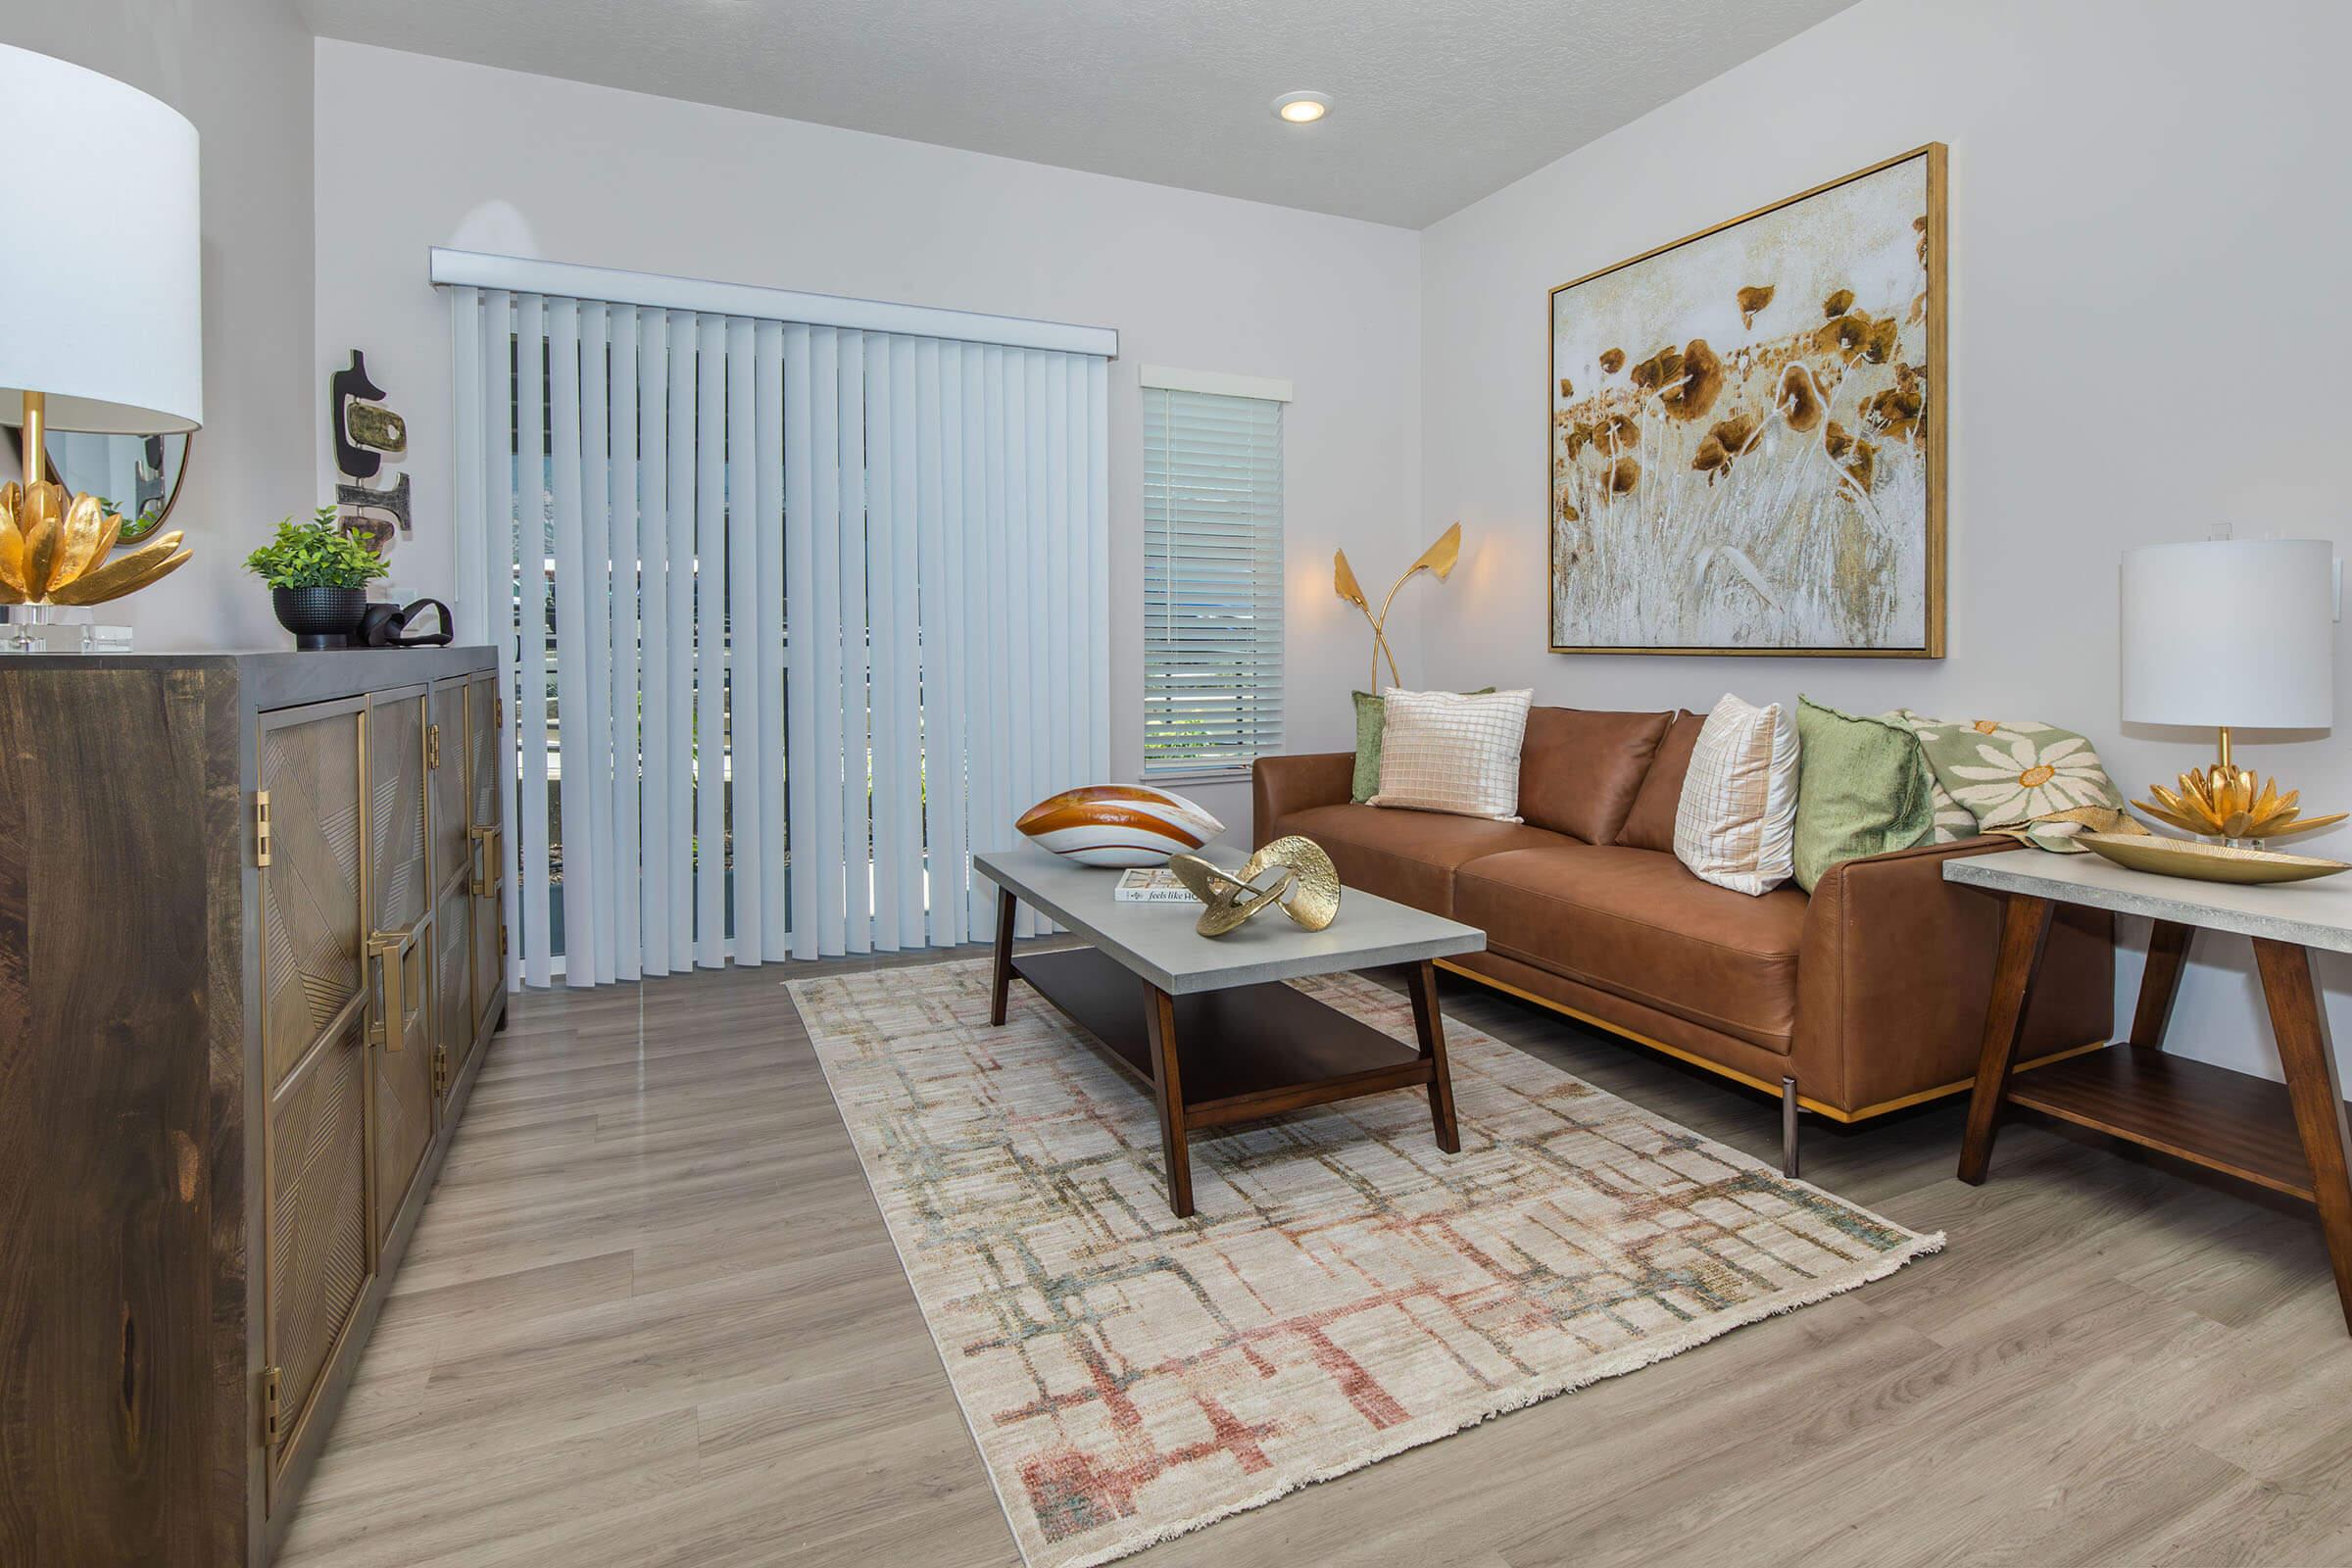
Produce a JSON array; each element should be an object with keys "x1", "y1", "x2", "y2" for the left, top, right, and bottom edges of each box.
[
  {"x1": 1371, "y1": 688, "x2": 1535, "y2": 821},
  {"x1": 1675, "y1": 693, "x2": 1800, "y2": 895}
]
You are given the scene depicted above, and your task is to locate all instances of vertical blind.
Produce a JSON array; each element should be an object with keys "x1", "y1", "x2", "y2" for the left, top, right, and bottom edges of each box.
[
  {"x1": 1142, "y1": 385, "x2": 1286, "y2": 778},
  {"x1": 447, "y1": 283, "x2": 1111, "y2": 985}
]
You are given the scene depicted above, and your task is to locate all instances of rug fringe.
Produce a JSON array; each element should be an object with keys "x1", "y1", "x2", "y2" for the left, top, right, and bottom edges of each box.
[{"x1": 1053, "y1": 1231, "x2": 1945, "y2": 1568}]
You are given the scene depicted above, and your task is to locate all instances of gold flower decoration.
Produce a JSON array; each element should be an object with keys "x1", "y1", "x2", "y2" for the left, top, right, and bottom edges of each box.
[
  {"x1": 0, "y1": 481, "x2": 190, "y2": 607},
  {"x1": 2136, "y1": 766, "x2": 2347, "y2": 843}
]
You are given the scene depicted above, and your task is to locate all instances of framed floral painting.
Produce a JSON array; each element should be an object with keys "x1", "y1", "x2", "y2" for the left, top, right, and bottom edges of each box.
[{"x1": 1549, "y1": 143, "x2": 1945, "y2": 656}]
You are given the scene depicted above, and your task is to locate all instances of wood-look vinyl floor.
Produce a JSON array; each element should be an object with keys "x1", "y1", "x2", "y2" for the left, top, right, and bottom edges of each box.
[{"x1": 276, "y1": 947, "x2": 2352, "y2": 1568}]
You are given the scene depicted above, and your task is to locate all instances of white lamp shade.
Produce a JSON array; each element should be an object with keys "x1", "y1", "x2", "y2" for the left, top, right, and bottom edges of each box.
[
  {"x1": 2121, "y1": 539, "x2": 2334, "y2": 730},
  {"x1": 0, "y1": 45, "x2": 201, "y2": 433}
]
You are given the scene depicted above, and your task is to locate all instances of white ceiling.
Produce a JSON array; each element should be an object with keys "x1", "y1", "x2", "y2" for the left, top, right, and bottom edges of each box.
[{"x1": 296, "y1": 0, "x2": 1859, "y2": 229}]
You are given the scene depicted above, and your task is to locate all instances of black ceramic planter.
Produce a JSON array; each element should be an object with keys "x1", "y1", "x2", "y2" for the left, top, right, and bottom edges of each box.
[{"x1": 272, "y1": 586, "x2": 367, "y2": 651}]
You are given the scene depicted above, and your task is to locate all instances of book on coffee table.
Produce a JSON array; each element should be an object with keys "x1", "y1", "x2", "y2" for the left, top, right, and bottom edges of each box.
[{"x1": 1113, "y1": 866, "x2": 1199, "y2": 904}]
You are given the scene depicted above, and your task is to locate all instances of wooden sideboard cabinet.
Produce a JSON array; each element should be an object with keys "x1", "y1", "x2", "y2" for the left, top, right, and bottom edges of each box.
[{"x1": 0, "y1": 648, "x2": 510, "y2": 1565}]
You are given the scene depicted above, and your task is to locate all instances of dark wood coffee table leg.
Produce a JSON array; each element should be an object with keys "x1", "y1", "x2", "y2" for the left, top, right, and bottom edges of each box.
[
  {"x1": 1142, "y1": 981, "x2": 1194, "y2": 1217},
  {"x1": 1405, "y1": 960, "x2": 1460, "y2": 1153},
  {"x1": 1957, "y1": 892, "x2": 2055, "y2": 1184},
  {"x1": 2254, "y1": 938, "x2": 2352, "y2": 1334},
  {"x1": 989, "y1": 885, "x2": 1016, "y2": 1026}
]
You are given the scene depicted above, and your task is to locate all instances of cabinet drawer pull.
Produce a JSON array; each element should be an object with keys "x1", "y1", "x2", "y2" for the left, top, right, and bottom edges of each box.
[
  {"x1": 367, "y1": 921, "x2": 425, "y2": 1052},
  {"x1": 468, "y1": 823, "x2": 503, "y2": 899}
]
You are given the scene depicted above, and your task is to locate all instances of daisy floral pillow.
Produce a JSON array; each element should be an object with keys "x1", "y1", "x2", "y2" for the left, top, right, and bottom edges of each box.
[{"x1": 1889, "y1": 711, "x2": 2130, "y2": 852}]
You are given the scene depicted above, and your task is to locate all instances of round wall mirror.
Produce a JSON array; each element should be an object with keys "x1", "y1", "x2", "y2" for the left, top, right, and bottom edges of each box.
[{"x1": 5, "y1": 427, "x2": 193, "y2": 543}]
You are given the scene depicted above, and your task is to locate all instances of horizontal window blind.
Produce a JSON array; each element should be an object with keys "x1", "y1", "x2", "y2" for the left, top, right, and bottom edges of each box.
[{"x1": 1142, "y1": 386, "x2": 1284, "y2": 779}]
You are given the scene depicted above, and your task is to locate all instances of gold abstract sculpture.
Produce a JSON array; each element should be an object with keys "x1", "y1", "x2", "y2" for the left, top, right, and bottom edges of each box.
[
  {"x1": 2132, "y1": 729, "x2": 2345, "y2": 845},
  {"x1": 0, "y1": 478, "x2": 190, "y2": 607},
  {"x1": 1166, "y1": 836, "x2": 1342, "y2": 938},
  {"x1": 1335, "y1": 522, "x2": 1462, "y2": 692}
]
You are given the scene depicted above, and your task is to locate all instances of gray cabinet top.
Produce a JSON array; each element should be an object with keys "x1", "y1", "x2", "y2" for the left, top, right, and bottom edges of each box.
[{"x1": 0, "y1": 646, "x2": 498, "y2": 710}]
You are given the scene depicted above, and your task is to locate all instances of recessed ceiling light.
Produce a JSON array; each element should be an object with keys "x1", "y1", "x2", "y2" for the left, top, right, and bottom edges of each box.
[{"x1": 1272, "y1": 92, "x2": 1330, "y2": 124}]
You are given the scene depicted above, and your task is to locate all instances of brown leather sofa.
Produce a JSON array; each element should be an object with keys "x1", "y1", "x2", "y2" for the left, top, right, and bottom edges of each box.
[{"x1": 1253, "y1": 706, "x2": 2113, "y2": 1171}]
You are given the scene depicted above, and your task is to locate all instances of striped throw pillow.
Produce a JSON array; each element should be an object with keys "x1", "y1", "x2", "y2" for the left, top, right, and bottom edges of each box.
[
  {"x1": 1674, "y1": 693, "x2": 1800, "y2": 895},
  {"x1": 1370, "y1": 688, "x2": 1534, "y2": 821}
]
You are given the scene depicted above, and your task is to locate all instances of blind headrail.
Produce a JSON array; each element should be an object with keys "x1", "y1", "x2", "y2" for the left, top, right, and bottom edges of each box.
[{"x1": 429, "y1": 248, "x2": 1119, "y2": 359}]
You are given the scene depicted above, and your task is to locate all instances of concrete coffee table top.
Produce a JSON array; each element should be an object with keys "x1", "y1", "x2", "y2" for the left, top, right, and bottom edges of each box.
[{"x1": 972, "y1": 843, "x2": 1485, "y2": 996}]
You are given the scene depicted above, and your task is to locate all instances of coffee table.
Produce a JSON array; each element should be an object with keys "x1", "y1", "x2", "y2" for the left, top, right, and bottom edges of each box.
[{"x1": 973, "y1": 844, "x2": 1487, "y2": 1217}]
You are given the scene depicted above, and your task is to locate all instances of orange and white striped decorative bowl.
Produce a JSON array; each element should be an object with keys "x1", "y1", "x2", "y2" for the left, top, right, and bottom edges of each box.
[{"x1": 1014, "y1": 785, "x2": 1224, "y2": 867}]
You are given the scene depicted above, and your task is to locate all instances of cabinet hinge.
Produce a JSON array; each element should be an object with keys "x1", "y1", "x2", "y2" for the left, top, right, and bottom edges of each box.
[
  {"x1": 498, "y1": 924, "x2": 509, "y2": 957},
  {"x1": 253, "y1": 791, "x2": 272, "y2": 868},
  {"x1": 426, "y1": 722, "x2": 442, "y2": 770},
  {"x1": 260, "y1": 1365, "x2": 283, "y2": 1445},
  {"x1": 494, "y1": 697, "x2": 505, "y2": 730},
  {"x1": 433, "y1": 1043, "x2": 450, "y2": 1096}
]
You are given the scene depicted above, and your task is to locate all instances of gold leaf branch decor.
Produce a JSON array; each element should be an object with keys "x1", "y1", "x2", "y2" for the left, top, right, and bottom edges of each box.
[
  {"x1": 0, "y1": 481, "x2": 190, "y2": 607},
  {"x1": 1334, "y1": 522, "x2": 1463, "y2": 693}
]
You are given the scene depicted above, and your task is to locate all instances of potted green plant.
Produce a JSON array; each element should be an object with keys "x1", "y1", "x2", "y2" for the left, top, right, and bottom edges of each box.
[{"x1": 244, "y1": 507, "x2": 390, "y2": 650}]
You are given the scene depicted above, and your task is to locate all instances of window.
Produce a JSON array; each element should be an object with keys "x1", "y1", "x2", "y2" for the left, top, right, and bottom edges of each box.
[{"x1": 1142, "y1": 368, "x2": 1289, "y2": 779}]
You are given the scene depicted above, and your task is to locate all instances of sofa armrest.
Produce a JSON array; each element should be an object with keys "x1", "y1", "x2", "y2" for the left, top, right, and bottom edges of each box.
[
  {"x1": 1251, "y1": 753, "x2": 1353, "y2": 848},
  {"x1": 1792, "y1": 837, "x2": 2114, "y2": 1114}
]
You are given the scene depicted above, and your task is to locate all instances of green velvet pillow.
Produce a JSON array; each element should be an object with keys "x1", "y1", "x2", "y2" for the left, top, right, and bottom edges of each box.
[
  {"x1": 1792, "y1": 695, "x2": 1934, "y2": 892},
  {"x1": 1351, "y1": 688, "x2": 1493, "y2": 804}
]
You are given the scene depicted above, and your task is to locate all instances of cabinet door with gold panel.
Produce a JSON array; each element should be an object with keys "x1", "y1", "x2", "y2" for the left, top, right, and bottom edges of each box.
[
  {"x1": 262, "y1": 996, "x2": 372, "y2": 1512},
  {"x1": 429, "y1": 679, "x2": 476, "y2": 1088},
  {"x1": 254, "y1": 696, "x2": 375, "y2": 1515},
  {"x1": 427, "y1": 679, "x2": 469, "y2": 902},
  {"x1": 465, "y1": 670, "x2": 506, "y2": 1044},
  {"x1": 258, "y1": 699, "x2": 366, "y2": 1092},
  {"x1": 366, "y1": 687, "x2": 436, "y2": 1248}
]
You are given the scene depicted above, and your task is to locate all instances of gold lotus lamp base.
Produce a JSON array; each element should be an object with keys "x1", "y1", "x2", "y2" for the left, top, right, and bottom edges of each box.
[
  {"x1": 1166, "y1": 836, "x2": 1342, "y2": 937},
  {"x1": 0, "y1": 480, "x2": 191, "y2": 612},
  {"x1": 2132, "y1": 728, "x2": 2345, "y2": 847}
]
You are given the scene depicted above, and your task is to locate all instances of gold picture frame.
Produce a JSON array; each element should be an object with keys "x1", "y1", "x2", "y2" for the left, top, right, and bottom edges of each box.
[{"x1": 1547, "y1": 142, "x2": 1946, "y2": 658}]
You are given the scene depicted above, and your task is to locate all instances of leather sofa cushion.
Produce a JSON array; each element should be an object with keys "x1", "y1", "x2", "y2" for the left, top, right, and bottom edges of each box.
[
  {"x1": 1517, "y1": 707, "x2": 1675, "y2": 844},
  {"x1": 1455, "y1": 844, "x2": 1808, "y2": 1052},
  {"x1": 1269, "y1": 803, "x2": 1571, "y2": 917},
  {"x1": 1616, "y1": 710, "x2": 1703, "y2": 852}
]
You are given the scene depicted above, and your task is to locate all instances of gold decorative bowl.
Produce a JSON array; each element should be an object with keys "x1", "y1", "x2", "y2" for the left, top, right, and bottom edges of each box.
[{"x1": 2077, "y1": 831, "x2": 2349, "y2": 886}]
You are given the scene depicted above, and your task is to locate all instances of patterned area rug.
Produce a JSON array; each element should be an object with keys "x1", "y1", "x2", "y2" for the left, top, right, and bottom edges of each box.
[{"x1": 789, "y1": 959, "x2": 1941, "y2": 1568}]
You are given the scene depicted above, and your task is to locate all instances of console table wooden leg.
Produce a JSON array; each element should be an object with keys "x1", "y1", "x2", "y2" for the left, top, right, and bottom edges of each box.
[
  {"x1": 1406, "y1": 960, "x2": 1460, "y2": 1153},
  {"x1": 2130, "y1": 919, "x2": 2195, "y2": 1050},
  {"x1": 989, "y1": 885, "x2": 1015, "y2": 1026},
  {"x1": 2253, "y1": 938, "x2": 2352, "y2": 1335},
  {"x1": 1143, "y1": 981, "x2": 1194, "y2": 1218},
  {"x1": 1958, "y1": 892, "x2": 2055, "y2": 1185}
]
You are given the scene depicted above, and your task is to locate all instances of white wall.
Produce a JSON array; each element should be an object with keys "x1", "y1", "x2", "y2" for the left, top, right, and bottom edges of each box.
[
  {"x1": 1418, "y1": 0, "x2": 2352, "y2": 1080},
  {"x1": 312, "y1": 39, "x2": 1425, "y2": 832},
  {"x1": 0, "y1": 0, "x2": 316, "y2": 650}
]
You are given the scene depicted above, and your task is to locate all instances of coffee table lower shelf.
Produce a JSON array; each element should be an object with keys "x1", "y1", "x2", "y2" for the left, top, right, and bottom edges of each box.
[{"x1": 1004, "y1": 946, "x2": 1458, "y2": 1217}]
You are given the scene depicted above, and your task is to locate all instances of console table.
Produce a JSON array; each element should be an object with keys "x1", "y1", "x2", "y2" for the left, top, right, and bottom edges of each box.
[{"x1": 1946, "y1": 849, "x2": 2352, "y2": 1335}]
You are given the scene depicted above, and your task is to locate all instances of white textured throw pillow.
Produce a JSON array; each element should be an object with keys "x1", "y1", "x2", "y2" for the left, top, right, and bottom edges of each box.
[
  {"x1": 1675, "y1": 693, "x2": 1800, "y2": 895},
  {"x1": 1371, "y1": 688, "x2": 1535, "y2": 821}
]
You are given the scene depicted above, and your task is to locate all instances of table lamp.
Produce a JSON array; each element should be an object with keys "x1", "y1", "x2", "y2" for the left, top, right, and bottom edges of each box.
[
  {"x1": 2120, "y1": 538, "x2": 2340, "y2": 843},
  {"x1": 0, "y1": 45, "x2": 202, "y2": 620}
]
